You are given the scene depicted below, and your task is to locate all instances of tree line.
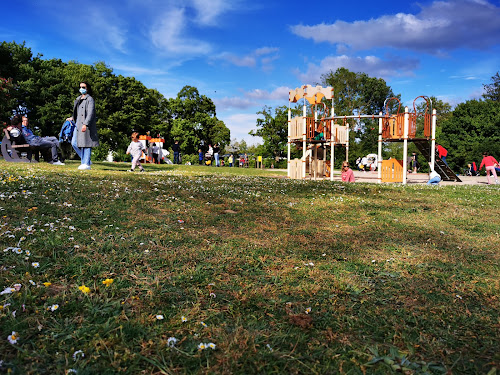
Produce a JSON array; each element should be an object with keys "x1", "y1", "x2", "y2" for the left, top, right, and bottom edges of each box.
[
  {"x1": 0, "y1": 41, "x2": 230, "y2": 159},
  {"x1": 252, "y1": 67, "x2": 500, "y2": 172}
]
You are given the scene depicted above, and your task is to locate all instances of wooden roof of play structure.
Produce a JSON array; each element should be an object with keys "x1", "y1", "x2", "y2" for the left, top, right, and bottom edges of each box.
[{"x1": 289, "y1": 85, "x2": 333, "y2": 105}]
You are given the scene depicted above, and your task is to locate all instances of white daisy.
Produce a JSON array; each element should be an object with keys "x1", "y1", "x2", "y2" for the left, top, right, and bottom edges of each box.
[{"x1": 7, "y1": 331, "x2": 19, "y2": 344}]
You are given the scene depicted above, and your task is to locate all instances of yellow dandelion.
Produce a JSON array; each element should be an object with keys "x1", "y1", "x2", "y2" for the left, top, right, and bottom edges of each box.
[
  {"x1": 43, "y1": 282, "x2": 52, "y2": 287},
  {"x1": 102, "y1": 278, "x2": 114, "y2": 287},
  {"x1": 78, "y1": 285, "x2": 90, "y2": 294}
]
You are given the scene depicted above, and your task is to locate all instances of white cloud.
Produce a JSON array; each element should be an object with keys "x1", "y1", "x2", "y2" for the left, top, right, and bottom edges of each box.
[
  {"x1": 112, "y1": 64, "x2": 169, "y2": 76},
  {"x1": 216, "y1": 53, "x2": 256, "y2": 67},
  {"x1": 191, "y1": 0, "x2": 236, "y2": 25},
  {"x1": 149, "y1": 0, "x2": 240, "y2": 56},
  {"x1": 214, "y1": 86, "x2": 290, "y2": 110},
  {"x1": 212, "y1": 47, "x2": 280, "y2": 70},
  {"x1": 87, "y1": 9, "x2": 127, "y2": 53},
  {"x1": 151, "y1": 8, "x2": 212, "y2": 56},
  {"x1": 219, "y1": 113, "x2": 260, "y2": 144},
  {"x1": 296, "y1": 55, "x2": 419, "y2": 84},
  {"x1": 291, "y1": 0, "x2": 500, "y2": 54}
]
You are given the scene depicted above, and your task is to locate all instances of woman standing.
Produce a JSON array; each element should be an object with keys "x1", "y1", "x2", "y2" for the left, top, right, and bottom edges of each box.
[{"x1": 72, "y1": 81, "x2": 99, "y2": 170}]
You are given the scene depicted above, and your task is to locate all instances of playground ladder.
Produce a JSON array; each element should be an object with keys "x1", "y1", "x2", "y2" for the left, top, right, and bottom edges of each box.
[{"x1": 414, "y1": 140, "x2": 462, "y2": 182}]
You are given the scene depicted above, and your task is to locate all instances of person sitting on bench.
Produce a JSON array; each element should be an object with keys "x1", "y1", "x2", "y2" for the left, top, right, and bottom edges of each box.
[{"x1": 7, "y1": 115, "x2": 64, "y2": 165}]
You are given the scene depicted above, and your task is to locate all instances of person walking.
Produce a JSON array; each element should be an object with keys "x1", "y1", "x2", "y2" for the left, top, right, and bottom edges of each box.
[
  {"x1": 71, "y1": 81, "x2": 99, "y2": 170},
  {"x1": 198, "y1": 149, "x2": 203, "y2": 165},
  {"x1": 151, "y1": 143, "x2": 159, "y2": 164},
  {"x1": 478, "y1": 152, "x2": 499, "y2": 184},
  {"x1": 409, "y1": 152, "x2": 419, "y2": 173},
  {"x1": 126, "y1": 132, "x2": 145, "y2": 172},
  {"x1": 172, "y1": 140, "x2": 180, "y2": 164}
]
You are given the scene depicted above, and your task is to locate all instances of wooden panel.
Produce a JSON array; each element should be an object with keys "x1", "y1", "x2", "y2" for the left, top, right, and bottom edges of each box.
[{"x1": 381, "y1": 159, "x2": 404, "y2": 183}]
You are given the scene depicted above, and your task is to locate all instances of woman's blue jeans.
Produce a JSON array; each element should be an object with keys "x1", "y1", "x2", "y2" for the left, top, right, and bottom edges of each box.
[
  {"x1": 427, "y1": 176, "x2": 441, "y2": 185},
  {"x1": 72, "y1": 128, "x2": 92, "y2": 165}
]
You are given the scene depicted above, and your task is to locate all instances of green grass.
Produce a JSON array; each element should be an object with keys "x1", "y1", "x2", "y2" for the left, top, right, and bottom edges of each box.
[{"x1": 0, "y1": 160, "x2": 498, "y2": 374}]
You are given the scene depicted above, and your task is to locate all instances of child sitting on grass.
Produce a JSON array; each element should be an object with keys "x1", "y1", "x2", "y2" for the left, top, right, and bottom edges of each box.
[
  {"x1": 126, "y1": 132, "x2": 145, "y2": 172},
  {"x1": 341, "y1": 161, "x2": 355, "y2": 182}
]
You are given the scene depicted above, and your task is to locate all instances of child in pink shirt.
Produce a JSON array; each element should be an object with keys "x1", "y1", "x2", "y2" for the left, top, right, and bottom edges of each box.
[
  {"x1": 479, "y1": 152, "x2": 499, "y2": 184},
  {"x1": 341, "y1": 161, "x2": 355, "y2": 182}
]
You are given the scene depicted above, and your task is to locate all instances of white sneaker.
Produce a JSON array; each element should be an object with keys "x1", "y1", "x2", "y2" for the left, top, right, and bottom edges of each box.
[
  {"x1": 52, "y1": 161, "x2": 65, "y2": 165},
  {"x1": 78, "y1": 164, "x2": 91, "y2": 170}
]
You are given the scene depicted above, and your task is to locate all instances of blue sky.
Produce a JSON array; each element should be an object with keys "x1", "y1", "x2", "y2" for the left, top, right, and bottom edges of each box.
[{"x1": 2, "y1": 0, "x2": 499, "y2": 144}]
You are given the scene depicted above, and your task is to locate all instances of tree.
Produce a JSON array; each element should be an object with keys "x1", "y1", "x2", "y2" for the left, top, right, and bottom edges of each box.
[
  {"x1": 250, "y1": 105, "x2": 288, "y2": 159},
  {"x1": 320, "y1": 68, "x2": 399, "y2": 161},
  {"x1": 482, "y1": 72, "x2": 500, "y2": 102},
  {"x1": 440, "y1": 99, "x2": 500, "y2": 171},
  {"x1": 167, "y1": 86, "x2": 230, "y2": 154},
  {"x1": 0, "y1": 42, "x2": 230, "y2": 159}
]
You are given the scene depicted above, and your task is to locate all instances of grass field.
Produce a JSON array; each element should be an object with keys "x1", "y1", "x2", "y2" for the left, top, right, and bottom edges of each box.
[{"x1": 0, "y1": 161, "x2": 499, "y2": 374}]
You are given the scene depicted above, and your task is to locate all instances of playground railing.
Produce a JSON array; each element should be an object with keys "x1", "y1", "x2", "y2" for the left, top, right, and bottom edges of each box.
[
  {"x1": 381, "y1": 159, "x2": 404, "y2": 183},
  {"x1": 289, "y1": 117, "x2": 302, "y2": 140}
]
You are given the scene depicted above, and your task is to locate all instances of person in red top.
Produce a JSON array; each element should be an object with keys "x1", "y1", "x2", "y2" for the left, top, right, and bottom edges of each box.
[
  {"x1": 435, "y1": 144, "x2": 448, "y2": 166},
  {"x1": 341, "y1": 161, "x2": 355, "y2": 183},
  {"x1": 478, "y1": 152, "x2": 499, "y2": 184}
]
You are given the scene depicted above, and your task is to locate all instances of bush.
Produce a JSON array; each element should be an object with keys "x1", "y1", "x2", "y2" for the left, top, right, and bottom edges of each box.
[
  {"x1": 113, "y1": 150, "x2": 129, "y2": 162},
  {"x1": 179, "y1": 153, "x2": 198, "y2": 165},
  {"x1": 92, "y1": 142, "x2": 111, "y2": 162}
]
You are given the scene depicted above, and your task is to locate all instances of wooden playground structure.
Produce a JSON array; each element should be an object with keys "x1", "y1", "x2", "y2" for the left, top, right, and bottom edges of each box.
[{"x1": 287, "y1": 85, "x2": 460, "y2": 184}]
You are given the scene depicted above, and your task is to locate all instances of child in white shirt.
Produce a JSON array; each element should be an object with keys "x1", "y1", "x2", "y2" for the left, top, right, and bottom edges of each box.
[{"x1": 126, "y1": 132, "x2": 145, "y2": 172}]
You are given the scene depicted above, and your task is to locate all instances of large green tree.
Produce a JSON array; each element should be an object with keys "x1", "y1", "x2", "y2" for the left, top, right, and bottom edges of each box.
[
  {"x1": 0, "y1": 42, "x2": 232, "y2": 158},
  {"x1": 440, "y1": 99, "x2": 500, "y2": 170},
  {"x1": 250, "y1": 105, "x2": 289, "y2": 159},
  {"x1": 168, "y1": 86, "x2": 230, "y2": 154},
  {"x1": 320, "y1": 68, "x2": 399, "y2": 160},
  {"x1": 482, "y1": 72, "x2": 500, "y2": 102}
]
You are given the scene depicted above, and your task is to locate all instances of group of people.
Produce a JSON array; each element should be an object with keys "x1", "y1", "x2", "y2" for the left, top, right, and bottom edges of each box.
[
  {"x1": 7, "y1": 81, "x2": 99, "y2": 170},
  {"x1": 198, "y1": 144, "x2": 222, "y2": 166}
]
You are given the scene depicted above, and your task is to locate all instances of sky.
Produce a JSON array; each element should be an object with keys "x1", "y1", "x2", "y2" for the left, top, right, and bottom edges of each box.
[{"x1": 2, "y1": 0, "x2": 499, "y2": 145}]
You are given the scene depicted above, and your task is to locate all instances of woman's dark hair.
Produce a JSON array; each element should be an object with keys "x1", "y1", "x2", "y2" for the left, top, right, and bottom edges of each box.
[
  {"x1": 11, "y1": 115, "x2": 22, "y2": 126},
  {"x1": 483, "y1": 152, "x2": 488, "y2": 156},
  {"x1": 80, "y1": 81, "x2": 93, "y2": 96}
]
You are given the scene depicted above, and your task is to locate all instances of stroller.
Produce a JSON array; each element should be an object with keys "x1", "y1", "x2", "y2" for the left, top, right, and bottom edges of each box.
[
  {"x1": 204, "y1": 152, "x2": 213, "y2": 166},
  {"x1": 464, "y1": 162, "x2": 477, "y2": 176}
]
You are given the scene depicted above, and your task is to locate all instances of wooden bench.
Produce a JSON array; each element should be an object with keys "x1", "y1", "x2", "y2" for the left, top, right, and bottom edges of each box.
[{"x1": 0, "y1": 128, "x2": 45, "y2": 163}]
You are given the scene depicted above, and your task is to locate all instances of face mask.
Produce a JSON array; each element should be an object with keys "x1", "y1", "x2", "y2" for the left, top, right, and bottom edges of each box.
[{"x1": 79, "y1": 88, "x2": 87, "y2": 95}]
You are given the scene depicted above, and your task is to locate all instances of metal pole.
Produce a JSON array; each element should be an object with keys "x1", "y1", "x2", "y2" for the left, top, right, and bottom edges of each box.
[
  {"x1": 346, "y1": 122, "x2": 349, "y2": 164},
  {"x1": 330, "y1": 98, "x2": 334, "y2": 181},
  {"x1": 378, "y1": 112, "x2": 383, "y2": 184},
  {"x1": 302, "y1": 96, "x2": 306, "y2": 179},
  {"x1": 287, "y1": 101, "x2": 291, "y2": 178},
  {"x1": 431, "y1": 108, "x2": 436, "y2": 168},
  {"x1": 403, "y1": 107, "x2": 409, "y2": 185}
]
